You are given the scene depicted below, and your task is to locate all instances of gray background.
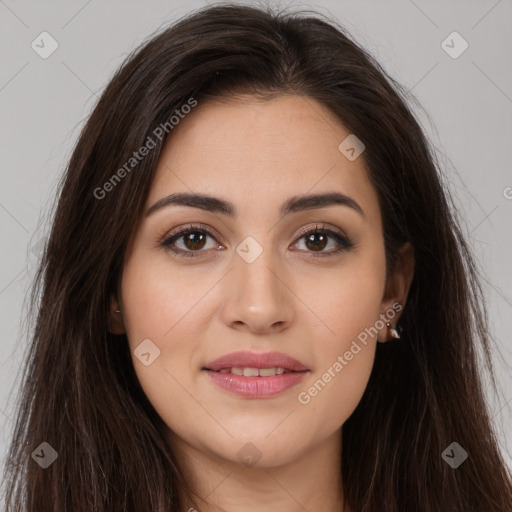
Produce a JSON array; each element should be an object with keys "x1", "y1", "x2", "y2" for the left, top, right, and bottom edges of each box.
[{"x1": 1, "y1": 0, "x2": 511, "y2": 476}]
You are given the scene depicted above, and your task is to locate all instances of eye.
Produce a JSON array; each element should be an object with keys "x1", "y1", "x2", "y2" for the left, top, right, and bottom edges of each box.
[
  {"x1": 291, "y1": 224, "x2": 354, "y2": 258},
  {"x1": 160, "y1": 223, "x2": 354, "y2": 258},
  {"x1": 160, "y1": 223, "x2": 221, "y2": 258}
]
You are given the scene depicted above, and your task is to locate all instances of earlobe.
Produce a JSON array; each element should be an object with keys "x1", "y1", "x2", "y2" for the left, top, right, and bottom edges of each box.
[
  {"x1": 377, "y1": 320, "x2": 403, "y2": 343},
  {"x1": 108, "y1": 295, "x2": 125, "y2": 334}
]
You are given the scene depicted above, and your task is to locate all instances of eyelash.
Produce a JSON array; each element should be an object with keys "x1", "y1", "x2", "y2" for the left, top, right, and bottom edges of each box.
[{"x1": 160, "y1": 223, "x2": 354, "y2": 259}]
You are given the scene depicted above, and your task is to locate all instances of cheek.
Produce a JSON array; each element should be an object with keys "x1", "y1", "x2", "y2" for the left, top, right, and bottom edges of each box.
[
  {"x1": 119, "y1": 253, "x2": 217, "y2": 431},
  {"x1": 300, "y1": 250, "x2": 385, "y2": 350},
  {"x1": 294, "y1": 306, "x2": 378, "y2": 440},
  {"x1": 293, "y1": 255, "x2": 384, "y2": 431},
  {"x1": 121, "y1": 252, "x2": 213, "y2": 344}
]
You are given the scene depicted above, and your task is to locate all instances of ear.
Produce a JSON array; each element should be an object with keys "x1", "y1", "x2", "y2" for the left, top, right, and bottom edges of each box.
[
  {"x1": 108, "y1": 294, "x2": 126, "y2": 335},
  {"x1": 377, "y1": 242, "x2": 415, "y2": 343}
]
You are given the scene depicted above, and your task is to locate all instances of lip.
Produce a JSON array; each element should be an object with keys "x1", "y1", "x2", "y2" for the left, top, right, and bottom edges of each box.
[
  {"x1": 202, "y1": 350, "x2": 310, "y2": 398},
  {"x1": 203, "y1": 350, "x2": 309, "y2": 372}
]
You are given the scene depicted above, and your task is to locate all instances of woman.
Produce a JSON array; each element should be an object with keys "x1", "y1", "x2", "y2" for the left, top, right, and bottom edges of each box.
[{"x1": 2, "y1": 3, "x2": 511, "y2": 511}]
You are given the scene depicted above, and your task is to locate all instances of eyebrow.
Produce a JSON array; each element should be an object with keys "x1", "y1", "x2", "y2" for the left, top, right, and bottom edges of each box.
[{"x1": 145, "y1": 191, "x2": 365, "y2": 219}]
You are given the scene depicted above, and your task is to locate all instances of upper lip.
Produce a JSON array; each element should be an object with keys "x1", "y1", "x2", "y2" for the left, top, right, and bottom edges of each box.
[{"x1": 203, "y1": 350, "x2": 309, "y2": 372}]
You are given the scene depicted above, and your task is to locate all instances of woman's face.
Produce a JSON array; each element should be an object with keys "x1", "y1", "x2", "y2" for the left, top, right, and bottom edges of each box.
[{"x1": 112, "y1": 94, "x2": 410, "y2": 468}]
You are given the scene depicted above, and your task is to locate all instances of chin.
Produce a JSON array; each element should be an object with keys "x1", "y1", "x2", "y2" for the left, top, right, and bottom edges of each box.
[{"x1": 202, "y1": 432, "x2": 307, "y2": 469}]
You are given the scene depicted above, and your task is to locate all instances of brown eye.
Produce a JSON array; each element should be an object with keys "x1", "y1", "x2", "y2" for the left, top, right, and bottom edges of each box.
[
  {"x1": 161, "y1": 224, "x2": 221, "y2": 258},
  {"x1": 291, "y1": 225, "x2": 354, "y2": 258},
  {"x1": 182, "y1": 231, "x2": 208, "y2": 251},
  {"x1": 303, "y1": 231, "x2": 328, "y2": 252},
  {"x1": 161, "y1": 223, "x2": 354, "y2": 259}
]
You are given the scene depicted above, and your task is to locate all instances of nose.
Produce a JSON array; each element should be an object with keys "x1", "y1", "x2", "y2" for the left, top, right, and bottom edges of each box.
[{"x1": 221, "y1": 243, "x2": 295, "y2": 334}]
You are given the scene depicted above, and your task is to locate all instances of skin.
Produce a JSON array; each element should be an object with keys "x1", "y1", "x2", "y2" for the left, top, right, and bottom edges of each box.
[{"x1": 109, "y1": 94, "x2": 415, "y2": 512}]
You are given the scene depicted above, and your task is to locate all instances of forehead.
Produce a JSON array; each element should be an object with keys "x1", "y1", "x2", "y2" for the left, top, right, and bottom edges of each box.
[{"x1": 147, "y1": 94, "x2": 380, "y2": 223}]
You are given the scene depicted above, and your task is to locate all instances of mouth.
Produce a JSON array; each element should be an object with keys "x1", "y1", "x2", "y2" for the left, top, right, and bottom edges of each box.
[
  {"x1": 203, "y1": 350, "x2": 309, "y2": 373},
  {"x1": 205, "y1": 366, "x2": 298, "y2": 376},
  {"x1": 202, "y1": 351, "x2": 310, "y2": 398}
]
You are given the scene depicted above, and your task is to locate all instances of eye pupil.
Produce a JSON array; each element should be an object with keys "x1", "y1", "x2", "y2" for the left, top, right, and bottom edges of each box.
[
  {"x1": 184, "y1": 232, "x2": 206, "y2": 250},
  {"x1": 305, "y1": 232, "x2": 327, "y2": 251}
]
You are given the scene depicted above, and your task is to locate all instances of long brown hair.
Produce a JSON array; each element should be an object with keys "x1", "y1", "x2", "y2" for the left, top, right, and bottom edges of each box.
[{"x1": 3, "y1": 3, "x2": 511, "y2": 511}]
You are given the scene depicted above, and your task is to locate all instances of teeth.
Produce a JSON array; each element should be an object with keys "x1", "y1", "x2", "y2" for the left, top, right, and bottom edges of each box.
[
  {"x1": 217, "y1": 367, "x2": 287, "y2": 376},
  {"x1": 259, "y1": 367, "x2": 278, "y2": 377},
  {"x1": 243, "y1": 367, "x2": 259, "y2": 377}
]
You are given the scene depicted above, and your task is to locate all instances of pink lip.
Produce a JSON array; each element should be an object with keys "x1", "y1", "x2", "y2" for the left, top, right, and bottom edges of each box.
[
  {"x1": 203, "y1": 350, "x2": 309, "y2": 372},
  {"x1": 202, "y1": 350, "x2": 310, "y2": 398}
]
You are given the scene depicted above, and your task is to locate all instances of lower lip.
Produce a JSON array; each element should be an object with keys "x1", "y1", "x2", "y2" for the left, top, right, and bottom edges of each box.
[{"x1": 203, "y1": 370, "x2": 309, "y2": 398}]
